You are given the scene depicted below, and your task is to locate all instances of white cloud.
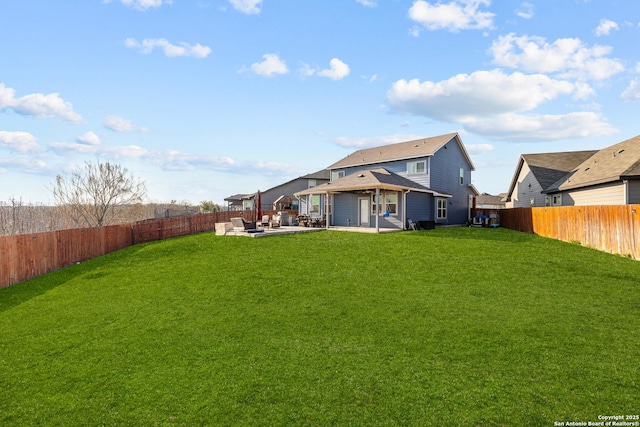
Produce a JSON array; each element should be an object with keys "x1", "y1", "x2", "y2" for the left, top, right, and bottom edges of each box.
[
  {"x1": 104, "y1": 0, "x2": 172, "y2": 11},
  {"x1": 103, "y1": 115, "x2": 149, "y2": 132},
  {"x1": 76, "y1": 131, "x2": 101, "y2": 146},
  {"x1": 463, "y1": 112, "x2": 617, "y2": 142},
  {"x1": 228, "y1": 0, "x2": 262, "y2": 14},
  {"x1": 356, "y1": 0, "x2": 376, "y2": 7},
  {"x1": 489, "y1": 33, "x2": 624, "y2": 81},
  {"x1": 386, "y1": 69, "x2": 615, "y2": 141},
  {"x1": 0, "y1": 83, "x2": 83, "y2": 123},
  {"x1": 0, "y1": 131, "x2": 40, "y2": 153},
  {"x1": 595, "y1": 19, "x2": 619, "y2": 36},
  {"x1": 317, "y1": 58, "x2": 351, "y2": 80},
  {"x1": 408, "y1": 0, "x2": 495, "y2": 32},
  {"x1": 621, "y1": 79, "x2": 640, "y2": 101},
  {"x1": 515, "y1": 1, "x2": 533, "y2": 19},
  {"x1": 249, "y1": 54, "x2": 289, "y2": 77},
  {"x1": 387, "y1": 69, "x2": 584, "y2": 122},
  {"x1": 333, "y1": 134, "x2": 424, "y2": 149},
  {"x1": 466, "y1": 143, "x2": 494, "y2": 155},
  {"x1": 125, "y1": 38, "x2": 211, "y2": 58}
]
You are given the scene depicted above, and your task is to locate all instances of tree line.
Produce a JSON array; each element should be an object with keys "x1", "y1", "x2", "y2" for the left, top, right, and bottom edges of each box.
[{"x1": 1, "y1": 160, "x2": 222, "y2": 236}]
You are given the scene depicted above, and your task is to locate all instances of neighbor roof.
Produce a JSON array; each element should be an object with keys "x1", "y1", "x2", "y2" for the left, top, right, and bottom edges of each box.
[
  {"x1": 327, "y1": 133, "x2": 474, "y2": 171},
  {"x1": 546, "y1": 135, "x2": 640, "y2": 192},
  {"x1": 506, "y1": 150, "x2": 597, "y2": 199},
  {"x1": 295, "y1": 168, "x2": 451, "y2": 197}
]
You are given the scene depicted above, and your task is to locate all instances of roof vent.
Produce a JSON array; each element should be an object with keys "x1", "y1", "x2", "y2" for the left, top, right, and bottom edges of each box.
[{"x1": 358, "y1": 174, "x2": 365, "y2": 178}]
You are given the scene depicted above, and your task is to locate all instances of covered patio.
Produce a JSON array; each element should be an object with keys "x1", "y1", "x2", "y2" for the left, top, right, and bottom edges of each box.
[{"x1": 295, "y1": 168, "x2": 451, "y2": 233}]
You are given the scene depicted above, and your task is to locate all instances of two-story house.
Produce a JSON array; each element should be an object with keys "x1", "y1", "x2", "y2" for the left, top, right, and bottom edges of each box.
[
  {"x1": 295, "y1": 133, "x2": 477, "y2": 231},
  {"x1": 224, "y1": 169, "x2": 330, "y2": 211},
  {"x1": 505, "y1": 134, "x2": 640, "y2": 207}
]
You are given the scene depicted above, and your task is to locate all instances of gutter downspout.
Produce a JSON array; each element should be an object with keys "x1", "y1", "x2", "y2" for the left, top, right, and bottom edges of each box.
[{"x1": 624, "y1": 180, "x2": 629, "y2": 204}]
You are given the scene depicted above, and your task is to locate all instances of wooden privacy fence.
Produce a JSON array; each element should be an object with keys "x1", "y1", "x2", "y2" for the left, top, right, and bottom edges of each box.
[
  {"x1": 0, "y1": 210, "x2": 295, "y2": 288},
  {"x1": 498, "y1": 205, "x2": 640, "y2": 260}
]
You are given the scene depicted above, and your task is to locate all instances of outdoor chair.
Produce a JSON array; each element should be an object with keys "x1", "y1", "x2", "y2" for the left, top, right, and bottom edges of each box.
[
  {"x1": 269, "y1": 215, "x2": 281, "y2": 228},
  {"x1": 231, "y1": 217, "x2": 257, "y2": 231},
  {"x1": 260, "y1": 215, "x2": 270, "y2": 228}
]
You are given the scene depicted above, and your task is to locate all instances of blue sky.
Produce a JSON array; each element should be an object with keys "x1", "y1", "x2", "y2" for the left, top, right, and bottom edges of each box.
[{"x1": 1, "y1": 0, "x2": 639, "y2": 204}]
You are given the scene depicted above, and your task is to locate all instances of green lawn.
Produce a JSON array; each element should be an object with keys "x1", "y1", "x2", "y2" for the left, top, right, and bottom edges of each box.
[{"x1": 1, "y1": 228, "x2": 639, "y2": 426}]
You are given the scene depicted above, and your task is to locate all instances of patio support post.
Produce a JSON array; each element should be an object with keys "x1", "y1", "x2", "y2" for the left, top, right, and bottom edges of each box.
[
  {"x1": 375, "y1": 187, "x2": 380, "y2": 234},
  {"x1": 403, "y1": 190, "x2": 408, "y2": 230}
]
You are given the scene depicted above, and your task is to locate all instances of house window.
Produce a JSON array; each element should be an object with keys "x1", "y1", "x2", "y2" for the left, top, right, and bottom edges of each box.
[
  {"x1": 459, "y1": 168, "x2": 464, "y2": 185},
  {"x1": 437, "y1": 198, "x2": 447, "y2": 219},
  {"x1": 331, "y1": 171, "x2": 345, "y2": 181},
  {"x1": 530, "y1": 198, "x2": 535, "y2": 207},
  {"x1": 308, "y1": 179, "x2": 317, "y2": 188},
  {"x1": 310, "y1": 195, "x2": 320, "y2": 213},
  {"x1": 552, "y1": 194, "x2": 562, "y2": 206},
  {"x1": 385, "y1": 193, "x2": 397, "y2": 214},
  {"x1": 407, "y1": 161, "x2": 426, "y2": 175},
  {"x1": 545, "y1": 196, "x2": 550, "y2": 206},
  {"x1": 372, "y1": 192, "x2": 398, "y2": 215}
]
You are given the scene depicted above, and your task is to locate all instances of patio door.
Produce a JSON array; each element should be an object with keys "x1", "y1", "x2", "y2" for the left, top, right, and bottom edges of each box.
[{"x1": 359, "y1": 198, "x2": 370, "y2": 226}]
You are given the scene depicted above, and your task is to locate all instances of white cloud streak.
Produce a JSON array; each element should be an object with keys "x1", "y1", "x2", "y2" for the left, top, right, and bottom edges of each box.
[
  {"x1": 0, "y1": 131, "x2": 41, "y2": 153},
  {"x1": 125, "y1": 38, "x2": 211, "y2": 58},
  {"x1": 103, "y1": 115, "x2": 149, "y2": 132},
  {"x1": 515, "y1": 2, "x2": 534, "y2": 19},
  {"x1": 621, "y1": 79, "x2": 640, "y2": 101},
  {"x1": 386, "y1": 69, "x2": 616, "y2": 141},
  {"x1": 103, "y1": 0, "x2": 172, "y2": 11},
  {"x1": 228, "y1": 0, "x2": 262, "y2": 14},
  {"x1": 489, "y1": 33, "x2": 624, "y2": 81},
  {"x1": 408, "y1": 0, "x2": 495, "y2": 32},
  {"x1": 0, "y1": 83, "x2": 83, "y2": 123},
  {"x1": 595, "y1": 19, "x2": 619, "y2": 36},
  {"x1": 249, "y1": 54, "x2": 289, "y2": 77}
]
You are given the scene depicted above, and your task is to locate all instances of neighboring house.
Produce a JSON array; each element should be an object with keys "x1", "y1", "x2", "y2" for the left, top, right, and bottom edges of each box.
[
  {"x1": 476, "y1": 193, "x2": 507, "y2": 209},
  {"x1": 295, "y1": 133, "x2": 477, "y2": 231},
  {"x1": 505, "y1": 134, "x2": 640, "y2": 207},
  {"x1": 224, "y1": 193, "x2": 254, "y2": 211},
  {"x1": 544, "y1": 135, "x2": 640, "y2": 206},
  {"x1": 224, "y1": 169, "x2": 330, "y2": 211},
  {"x1": 505, "y1": 151, "x2": 597, "y2": 208}
]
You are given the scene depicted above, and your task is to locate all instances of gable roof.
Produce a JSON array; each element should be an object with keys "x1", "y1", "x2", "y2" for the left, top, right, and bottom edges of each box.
[
  {"x1": 328, "y1": 133, "x2": 475, "y2": 171},
  {"x1": 506, "y1": 150, "x2": 597, "y2": 199},
  {"x1": 295, "y1": 168, "x2": 451, "y2": 197},
  {"x1": 546, "y1": 135, "x2": 640, "y2": 192}
]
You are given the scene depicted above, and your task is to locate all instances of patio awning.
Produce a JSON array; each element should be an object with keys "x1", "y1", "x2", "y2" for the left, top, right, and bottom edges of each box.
[{"x1": 294, "y1": 168, "x2": 451, "y2": 198}]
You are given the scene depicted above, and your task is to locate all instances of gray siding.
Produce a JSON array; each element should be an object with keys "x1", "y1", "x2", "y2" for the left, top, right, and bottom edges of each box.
[
  {"x1": 428, "y1": 140, "x2": 474, "y2": 224},
  {"x1": 332, "y1": 193, "x2": 360, "y2": 226},
  {"x1": 337, "y1": 157, "x2": 431, "y2": 188},
  {"x1": 406, "y1": 192, "x2": 433, "y2": 222},
  {"x1": 507, "y1": 163, "x2": 546, "y2": 208},
  {"x1": 628, "y1": 180, "x2": 640, "y2": 204},
  {"x1": 560, "y1": 181, "x2": 625, "y2": 206},
  {"x1": 262, "y1": 177, "x2": 329, "y2": 208}
]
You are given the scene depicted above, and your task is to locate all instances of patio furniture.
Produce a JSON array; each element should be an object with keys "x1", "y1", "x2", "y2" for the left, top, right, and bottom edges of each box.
[
  {"x1": 260, "y1": 215, "x2": 270, "y2": 228},
  {"x1": 269, "y1": 214, "x2": 281, "y2": 228},
  {"x1": 231, "y1": 217, "x2": 257, "y2": 231},
  {"x1": 297, "y1": 215, "x2": 310, "y2": 227}
]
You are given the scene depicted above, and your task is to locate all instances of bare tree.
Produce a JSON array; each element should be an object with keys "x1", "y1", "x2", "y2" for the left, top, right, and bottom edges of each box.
[{"x1": 52, "y1": 161, "x2": 147, "y2": 227}]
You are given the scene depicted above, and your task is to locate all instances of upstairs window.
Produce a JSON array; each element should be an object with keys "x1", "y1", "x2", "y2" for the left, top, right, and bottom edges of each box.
[
  {"x1": 407, "y1": 161, "x2": 426, "y2": 175},
  {"x1": 331, "y1": 171, "x2": 345, "y2": 181},
  {"x1": 459, "y1": 167, "x2": 464, "y2": 185},
  {"x1": 308, "y1": 179, "x2": 317, "y2": 188}
]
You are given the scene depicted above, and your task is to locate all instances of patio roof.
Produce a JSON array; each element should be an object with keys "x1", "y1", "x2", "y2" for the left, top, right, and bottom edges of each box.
[{"x1": 294, "y1": 168, "x2": 451, "y2": 197}]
